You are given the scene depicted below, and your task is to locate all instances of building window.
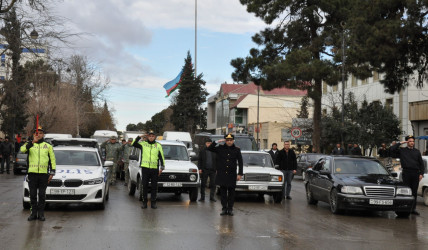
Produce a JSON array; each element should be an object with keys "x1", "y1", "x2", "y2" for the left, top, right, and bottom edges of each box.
[
  {"x1": 386, "y1": 98, "x2": 393, "y2": 109},
  {"x1": 322, "y1": 81, "x2": 327, "y2": 94},
  {"x1": 373, "y1": 71, "x2": 379, "y2": 82},
  {"x1": 332, "y1": 84, "x2": 338, "y2": 92},
  {"x1": 351, "y1": 75, "x2": 357, "y2": 87},
  {"x1": 235, "y1": 108, "x2": 247, "y2": 125}
]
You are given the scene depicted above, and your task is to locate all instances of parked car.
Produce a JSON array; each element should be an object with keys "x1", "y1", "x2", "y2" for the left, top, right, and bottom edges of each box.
[
  {"x1": 13, "y1": 152, "x2": 28, "y2": 175},
  {"x1": 305, "y1": 155, "x2": 414, "y2": 217},
  {"x1": 234, "y1": 151, "x2": 284, "y2": 203},
  {"x1": 162, "y1": 131, "x2": 193, "y2": 152},
  {"x1": 417, "y1": 156, "x2": 428, "y2": 206},
  {"x1": 296, "y1": 153, "x2": 326, "y2": 180},
  {"x1": 127, "y1": 140, "x2": 200, "y2": 202},
  {"x1": 193, "y1": 133, "x2": 257, "y2": 158},
  {"x1": 22, "y1": 138, "x2": 112, "y2": 210}
]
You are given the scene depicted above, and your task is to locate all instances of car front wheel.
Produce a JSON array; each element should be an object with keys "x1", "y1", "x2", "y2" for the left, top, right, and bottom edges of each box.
[
  {"x1": 128, "y1": 180, "x2": 136, "y2": 196},
  {"x1": 423, "y1": 187, "x2": 428, "y2": 206},
  {"x1": 329, "y1": 189, "x2": 343, "y2": 214},
  {"x1": 189, "y1": 188, "x2": 198, "y2": 202},
  {"x1": 23, "y1": 200, "x2": 30, "y2": 210},
  {"x1": 273, "y1": 192, "x2": 283, "y2": 203},
  {"x1": 306, "y1": 183, "x2": 318, "y2": 205},
  {"x1": 395, "y1": 211, "x2": 410, "y2": 218}
]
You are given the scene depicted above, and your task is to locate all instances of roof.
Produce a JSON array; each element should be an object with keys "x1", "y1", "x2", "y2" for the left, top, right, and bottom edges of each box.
[
  {"x1": 221, "y1": 82, "x2": 307, "y2": 96},
  {"x1": 158, "y1": 140, "x2": 188, "y2": 146},
  {"x1": 53, "y1": 146, "x2": 98, "y2": 152},
  {"x1": 230, "y1": 94, "x2": 248, "y2": 109}
]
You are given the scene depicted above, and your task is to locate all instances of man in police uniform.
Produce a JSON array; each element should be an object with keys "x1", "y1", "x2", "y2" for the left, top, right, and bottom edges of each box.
[
  {"x1": 101, "y1": 136, "x2": 121, "y2": 185},
  {"x1": 132, "y1": 130, "x2": 165, "y2": 209},
  {"x1": 21, "y1": 126, "x2": 56, "y2": 221},
  {"x1": 122, "y1": 138, "x2": 134, "y2": 186},
  {"x1": 390, "y1": 135, "x2": 424, "y2": 215},
  {"x1": 207, "y1": 133, "x2": 243, "y2": 216}
]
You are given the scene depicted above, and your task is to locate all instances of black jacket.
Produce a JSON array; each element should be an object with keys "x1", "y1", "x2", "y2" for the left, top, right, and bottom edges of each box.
[
  {"x1": 275, "y1": 148, "x2": 297, "y2": 171},
  {"x1": 197, "y1": 147, "x2": 216, "y2": 171},
  {"x1": 378, "y1": 147, "x2": 388, "y2": 158},
  {"x1": 351, "y1": 146, "x2": 362, "y2": 156},
  {"x1": 268, "y1": 149, "x2": 279, "y2": 163},
  {"x1": 390, "y1": 143, "x2": 424, "y2": 175},
  {"x1": 332, "y1": 147, "x2": 345, "y2": 155},
  {"x1": 1, "y1": 141, "x2": 13, "y2": 156},
  {"x1": 207, "y1": 141, "x2": 243, "y2": 187}
]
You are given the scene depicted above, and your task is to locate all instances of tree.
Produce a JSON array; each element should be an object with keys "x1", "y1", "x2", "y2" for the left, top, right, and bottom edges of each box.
[
  {"x1": 170, "y1": 52, "x2": 208, "y2": 135},
  {"x1": 297, "y1": 96, "x2": 309, "y2": 119}
]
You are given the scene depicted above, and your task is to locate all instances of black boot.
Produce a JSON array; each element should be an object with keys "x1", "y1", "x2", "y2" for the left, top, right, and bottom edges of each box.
[
  {"x1": 151, "y1": 201, "x2": 157, "y2": 209},
  {"x1": 28, "y1": 213, "x2": 37, "y2": 221},
  {"x1": 141, "y1": 201, "x2": 148, "y2": 209},
  {"x1": 38, "y1": 212, "x2": 46, "y2": 221},
  {"x1": 228, "y1": 209, "x2": 234, "y2": 216},
  {"x1": 220, "y1": 208, "x2": 228, "y2": 216}
]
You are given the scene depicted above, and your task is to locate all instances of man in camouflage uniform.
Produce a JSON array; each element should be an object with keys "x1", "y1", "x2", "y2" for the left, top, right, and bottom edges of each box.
[
  {"x1": 101, "y1": 136, "x2": 121, "y2": 185},
  {"x1": 122, "y1": 138, "x2": 134, "y2": 186}
]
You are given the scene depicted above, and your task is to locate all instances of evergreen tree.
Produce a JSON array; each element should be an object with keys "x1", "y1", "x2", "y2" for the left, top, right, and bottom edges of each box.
[{"x1": 170, "y1": 52, "x2": 208, "y2": 135}]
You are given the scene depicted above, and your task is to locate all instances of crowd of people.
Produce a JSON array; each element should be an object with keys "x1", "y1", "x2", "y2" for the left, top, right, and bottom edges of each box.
[{"x1": 0, "y1": 136, "x2": 27, "y2": 174}]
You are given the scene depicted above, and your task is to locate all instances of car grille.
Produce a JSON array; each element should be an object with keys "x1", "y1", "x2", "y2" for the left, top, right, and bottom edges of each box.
[
  {"x1": 64, "y1": 179, "x2": 83, "y2": 187},
  {"x1": 46, "y1": 195, "x2": 86, "y2": 200},
  {"x1": 245, "y1": 174, "x2": 270, "y2": 182},
  {"x1": 364, "y1": 186, "x2": 395, "y2": 197},
  {"x1": 48, "y1": 179, "x2": 63, "y2": 187},
  {"x1": 158, "y1": 173, "x2": 191, "y2": 182}
]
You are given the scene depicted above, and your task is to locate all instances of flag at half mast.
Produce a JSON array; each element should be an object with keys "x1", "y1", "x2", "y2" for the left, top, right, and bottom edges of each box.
[{"x1": 163, "y1": 70, "x2": 183, "y2": 97}]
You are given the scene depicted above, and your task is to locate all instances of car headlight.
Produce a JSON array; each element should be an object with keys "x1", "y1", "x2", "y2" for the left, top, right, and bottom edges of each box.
[
  {"x1": 83, "y1": 177, "x2": 103, "y2": 185},
  {"x1": 189, "y1": 174, "x2": 197, "y2": 182},
  {"x1": 270, "y1": 175, "x2": 282, "y2": 182},
  {"x1": 396, "y1": 187, "x2": 412, "y2": 196},
  {"x1": 341, "y1": 186, "x2": 363, "y2": 194}
]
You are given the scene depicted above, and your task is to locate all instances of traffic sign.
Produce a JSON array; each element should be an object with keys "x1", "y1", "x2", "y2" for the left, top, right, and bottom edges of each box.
[{"x1": 291, "y1": 127, "x2": 302, "y2": 138}]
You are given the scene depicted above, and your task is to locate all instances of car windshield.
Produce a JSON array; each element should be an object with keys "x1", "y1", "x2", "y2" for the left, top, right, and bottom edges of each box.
[
  {"x1": 242, "y1": 153, "x2": 273, "y2": 168},
  {"x1": 55, "y1": 150, "x2": 100, "y2": 166},
  {"x1": 334, "y1": 159, "x2": 389, "y2": 175},
  {"x1": 162, "y1": 145, "x2": 189, "y2": 161},
  {"x1": 211, "y1": 136, "x2": 257, "y2": 151},
  {"x1": 93, "y1": 136, "x2": 109, "y2": 144},
  {"x1": 308, "y1": 154, "x2": 324, "y2": 162}
]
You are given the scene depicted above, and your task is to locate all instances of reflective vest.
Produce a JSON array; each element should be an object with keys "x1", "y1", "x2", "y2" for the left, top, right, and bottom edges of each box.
[
  {"x1": 136, "y1": 141, "x2": 165, "y2": 169},
  {"x1": 21, "y1": 142, "x2": 56, "y2": 174}
]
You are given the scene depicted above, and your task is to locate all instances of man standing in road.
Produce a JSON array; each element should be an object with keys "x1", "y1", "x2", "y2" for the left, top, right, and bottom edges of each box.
[
  {"x1": 207, "y1": 134, "x2": 243, "y2": 216},
  {"x1": 132, "y1": 130, "x2": 165, "y2": 209},
  {"x1": 390, "y1": 135, "x2": 424, "y2": 215},
  {"x1": 0, "y1": 137, "x2": 13, "y2": 174},
  {"x1": 351, "y1": 143, "x2": 363, "y2": 156},
  {"x1": 268, "y1": 143, "x2": 279, "y2": 163},
  {"x1": 198, "y1": 138, "x2": 217, "y2": 202},
  {"x1": 276, "y1": 141, "x2": 297, "y2": 200},
  {"x1": 331, "y1": 143, "x2": 344, "y2": 155},
  {"x1": 101, "y1": 136, "x2": 121, "y2": 185},
  {"x1": 122, "y1": 138, "x2": 134, "y2": 186},
  {"x1": 378, "y1": 143, "x2": 388, "y2": 158},
  {"x1": 21, "y1": 127, "x2": 56, "y2": 221}
]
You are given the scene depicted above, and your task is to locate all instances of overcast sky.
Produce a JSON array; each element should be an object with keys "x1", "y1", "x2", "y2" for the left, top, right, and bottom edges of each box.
[{"x1": 52, "y1": 0, "x2": 266, "y2": 131}]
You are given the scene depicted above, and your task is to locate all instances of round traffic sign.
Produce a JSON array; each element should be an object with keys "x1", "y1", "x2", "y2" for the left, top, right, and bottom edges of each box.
[{"x1": 291, "y1": 127, "x2": 302, "y2": 138}]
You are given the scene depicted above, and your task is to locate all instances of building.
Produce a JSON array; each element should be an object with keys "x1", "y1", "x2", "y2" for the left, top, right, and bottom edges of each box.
[
  {"x1": 321, "y1": 72, "x2": 428, "y2": 152},
  {"x1": 207, "y1": 82, "x2": 307, "y2": 149}
]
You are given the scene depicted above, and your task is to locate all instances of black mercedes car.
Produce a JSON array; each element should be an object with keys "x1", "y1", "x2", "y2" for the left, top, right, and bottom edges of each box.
[
  {"x1": 305, "y1": 156, "x2": 414, "y2": 217},
  {"x1": 296, "y1": 153, "x2": 326, "y2": 180}
]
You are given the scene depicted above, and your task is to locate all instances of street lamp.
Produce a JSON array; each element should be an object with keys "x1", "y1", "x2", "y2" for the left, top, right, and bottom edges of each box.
[
  {"x1": 325, "y1": 22, "x2": 346, "y2": 148},
  {"x1": 30, "y1": 29, "x2": 38, "y2": 39}
]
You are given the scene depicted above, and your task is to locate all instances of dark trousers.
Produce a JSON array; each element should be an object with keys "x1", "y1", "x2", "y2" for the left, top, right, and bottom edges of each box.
[
  {"x1": 200, "y1": 169, "x2": 216, "y2": 199},
  {"x1": 282, "y1": 170, "x2": 294, "y2": 197},
  {"x1": 219, "y1": 186, "x2": 236, "y2": 210},
  {"x1": 402, "y1": 171, "x2": 420, "y2": 211},
  {"x1": 141, "y1": 167, "x2": 159, "y2": 202},
  {"x1": 0, "y1": 155, "x2": 10, "y2": 173},
  {"x1": 28, "y1": 173, "x2": 49, "y2": 216}
]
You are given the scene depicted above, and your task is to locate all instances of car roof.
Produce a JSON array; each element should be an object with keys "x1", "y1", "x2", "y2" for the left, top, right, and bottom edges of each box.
[
  {"x1": 329, "y1": 155, "x2": 378, "y2": 160},
  {"x1": 51, "y1": 138, "x2": 99, "y2": 148},
  {"x1": 53, "y1": 146, "x2": 98, "y2": 152},
  {"x1": 241, "y1": 151, "x2": 269, "y2": 155},
  {"x1": 157, "y1": 140, "x2": 188, "y2": 146}
]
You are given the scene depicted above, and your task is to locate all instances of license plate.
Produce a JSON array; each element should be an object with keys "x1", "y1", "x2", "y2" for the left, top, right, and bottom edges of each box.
[
  {"x1": 163, "y1": 182, "x2": 182, "y2": 187},
  {"x1": 369, "y1": 199, "x2": 393, "y2": 205},
  {"x1": 50, "y1": 189, "x2": 75, "y2": 195},
  {"x1": 248, "y1": 185, "x2": 268, "y2": 191}
]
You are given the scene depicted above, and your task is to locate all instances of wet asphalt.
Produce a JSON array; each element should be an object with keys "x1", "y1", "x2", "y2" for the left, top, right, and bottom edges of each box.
[{"x1": 1, "y1": 173, "x2": 428, "y2": 250}]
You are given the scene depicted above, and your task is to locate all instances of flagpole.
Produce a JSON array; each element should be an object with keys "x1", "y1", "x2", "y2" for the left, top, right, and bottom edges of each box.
[{"x1": 195, "y1": 0, "x2": 197, "y2": 79}]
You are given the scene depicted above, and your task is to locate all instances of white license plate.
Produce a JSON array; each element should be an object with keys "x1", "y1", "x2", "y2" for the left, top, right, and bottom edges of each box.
[
  {"x1": 369, "y1": 199, "x2": 393, "y2": 205},
  {"x1": 248, "y1": 185, "x2": 268, "y2": 191},
  {"x1": 163, "y1": 182, "x2": 182, "y2": 187},
  {"x1": 50, "y1": 189, "x2": 75, "y2": 195}
]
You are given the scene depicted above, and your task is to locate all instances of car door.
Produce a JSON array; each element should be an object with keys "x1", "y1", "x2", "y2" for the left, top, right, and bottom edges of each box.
[
  {"x1": 317, "y1": 158, "x2": 333, "y2": 203},
  {"x1": 309, "y1": 159, "x2": 325, "y2": 201},
  {"x1": 128, "y1": 147, "x2": 140, "y2": 184},
  {"x1": 296, "y1": 154, "x2": 303, "y2": 175}
]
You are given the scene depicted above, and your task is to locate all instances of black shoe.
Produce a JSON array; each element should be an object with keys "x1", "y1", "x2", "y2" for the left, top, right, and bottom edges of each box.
[
  {"x1": 286, "y1": 196, "x2": 292, "y2": 200},
  {"x1": 151, "y1": 202, "x2": 157, "y2": 209},
  {"x1": 198, "y1": 198, "x2": 205, "y2": 202},
  {"x1": 210, "y1": 198, "x2": 217, "y2": 202},
  {"x1": 38, "y1": 215, "x2": 46, "y2": 221},
  {"x1": 27, "y1": 214, "x2": 37, "y2": 221},
  {"x1": 220, "y1": 209, "x2": 228, "y2": 216},
  {"x1": 141, "y1": 202, "x2": 148, "y2": 209},
  {"x1": 411, "y1": 210, "x2": 420, "y2": 215},
  {"x1": 0, "y1": 172, "x2": 3, "y2": 174},
  {"x1": 228, "y1": 209, "x2": 234, "y2": 216}
]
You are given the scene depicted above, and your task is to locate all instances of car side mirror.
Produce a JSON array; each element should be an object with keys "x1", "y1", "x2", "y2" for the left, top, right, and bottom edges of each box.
[
  {"x1": 129, "y1": 155, "x2": 138, "y2": 161},
  {"x1": 104, "y1": 160, "x2": 113, "y2": 168},
  {"x1": 319, "y1": 170, "x2": 331, "y2": 176},
  {"x1": 189, "y1": 152, "x2": 197, "y2": 161},
  {"x1": 391, "y1": 172, "x2": 398, "y2": 178}
]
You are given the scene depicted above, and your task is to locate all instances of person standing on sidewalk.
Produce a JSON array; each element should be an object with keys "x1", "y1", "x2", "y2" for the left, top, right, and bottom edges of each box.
[
  {"x1": 276, "y1": 141, "x2": 297, "y2": 200},
  {"x1": 198, "y1": 138, "x2": 217, "y2": 202},
  {"x1": 390, "y1": 135, "x2": 424, "y2": 215},
  {"x1": 207, "y1": 134, "x2": 243, "y2": 216},
  {"x1": 21, "y1": 126, "x2": 56, "y2": 221},
  {"x1": 132, "y1": 130, "x2": 165, "y2": 209}
]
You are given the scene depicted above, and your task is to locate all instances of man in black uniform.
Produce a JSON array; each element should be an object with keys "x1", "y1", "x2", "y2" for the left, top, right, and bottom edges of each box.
[
  {"x1": 0, "y1": 137, "x2": 13, "y2": 174},
  {"x1": 390, "y1": 135, "x2": 424, "y2": 215},
  {"x1": 198, "y1": 139, "x2": 217, "y2": 202},
  {"x1": 207, "y1": 134, "x2": 243, "y2": 216},
  {"x1": 377, "y1": 143, "x2": 388, "y2": 158}
]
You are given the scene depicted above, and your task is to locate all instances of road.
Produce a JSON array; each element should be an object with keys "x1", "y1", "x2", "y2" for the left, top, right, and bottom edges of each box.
[{"x1": 1, "y1": 173, "x2": 428, "y2": 250}]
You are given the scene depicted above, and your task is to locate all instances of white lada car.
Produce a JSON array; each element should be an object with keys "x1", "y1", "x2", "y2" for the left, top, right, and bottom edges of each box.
[
  {"x1": 23, "y1": 139, "x2": 112, "y2": 210},
  {"x1": 128, "y1": 140, "x2": 200, "y2": 202},
  {"x1": 234, "y1": 151, "x2": 284, "y2": 203},
  {"x1": 417, "y1": 156, "x2": 428, "y2": 206}
]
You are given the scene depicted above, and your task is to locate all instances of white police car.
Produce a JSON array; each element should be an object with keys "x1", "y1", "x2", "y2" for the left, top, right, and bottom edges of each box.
[
  {"x1": 128, "y1": 140, "x2": 200, "y2": 202},
  {"x1": 23, "y1": 139, "x2": 112, "y2": 210}
]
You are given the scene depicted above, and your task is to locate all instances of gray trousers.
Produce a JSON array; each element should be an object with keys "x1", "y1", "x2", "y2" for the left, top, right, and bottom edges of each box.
[{"x1": 282, "y1": 170, "x2": 294, "y2": 197}]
